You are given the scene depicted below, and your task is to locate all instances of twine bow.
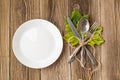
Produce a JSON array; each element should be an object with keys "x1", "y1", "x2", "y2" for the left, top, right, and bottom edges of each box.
[
  {"x1": 68, "y1": 35, "x2": 100, "y2": 80},
  {"x1": 68, "y1": 35, "x2": 97, "y2": 67}
]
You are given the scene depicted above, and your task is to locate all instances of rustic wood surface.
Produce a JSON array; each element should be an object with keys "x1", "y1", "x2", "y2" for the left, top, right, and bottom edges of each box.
[{"x1": 0, "y1": 0, "x2": 120, "y2": 80}]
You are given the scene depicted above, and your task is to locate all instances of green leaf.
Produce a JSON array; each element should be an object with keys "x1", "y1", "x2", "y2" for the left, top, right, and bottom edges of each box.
[
  {"x1": 86, "y1": 26, "x2": 105, "y2": 47},
  {"x1": 96, "y1": 26, "x2": 103, "y2": 34},
  {"x1": 63, "y1": 32, "x2": 79, "y2": 46},
  {"x1": 65, "y1": 18, "x2": 72, "y2": 32},
  {"x1": 63, "y1": 32, "x2": 74, "y2": 42},
  {"x1": 68, "y1": 36, "x2": 79, "y2": 46},
  {"x1": 71, "y1": 10, "x2": 82, "y2": 27}
]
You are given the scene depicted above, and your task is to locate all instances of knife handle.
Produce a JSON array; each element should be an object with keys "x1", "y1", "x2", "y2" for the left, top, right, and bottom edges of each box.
[{"x1": 67, "y1": 45, "x2": 82, "y2": 63}]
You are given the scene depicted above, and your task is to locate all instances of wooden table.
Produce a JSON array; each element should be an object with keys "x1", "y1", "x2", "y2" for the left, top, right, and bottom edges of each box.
[{"x1": 0, "y1": 0, "x2": 120, "y2": 80}]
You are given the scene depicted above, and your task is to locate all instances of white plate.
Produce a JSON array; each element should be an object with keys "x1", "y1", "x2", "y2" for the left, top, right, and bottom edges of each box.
[{"x1": 12, "y1": 19, "x2": 63, "y2": 68}]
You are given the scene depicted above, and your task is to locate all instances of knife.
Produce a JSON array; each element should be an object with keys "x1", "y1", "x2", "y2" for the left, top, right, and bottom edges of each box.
[
  {"x1": 67, "y1": 17, "x2": 81, "y2": 39},
  {"x1": 67, "y1": 17, "x2": 83, "y2": 63}
]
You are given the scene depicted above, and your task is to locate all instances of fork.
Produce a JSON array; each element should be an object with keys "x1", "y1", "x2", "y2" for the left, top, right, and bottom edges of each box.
[
  {"x1": 84, "y1": 22, "x2": 100, "y2": 41},
  {"x1": 89, "y1": 22, "x2": 100, "y2": 33},
  {"x1": 83, "y1": 22, "x2": 100, "y2": 65}
]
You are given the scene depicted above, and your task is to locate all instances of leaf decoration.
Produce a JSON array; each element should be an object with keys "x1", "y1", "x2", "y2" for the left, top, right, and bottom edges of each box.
[
  {"x1": 63, "y1": 10, "x2": 89, "y2": 46},
  {"x1": 86, "y1": 26, "x2": 105, "y2": 47},
  {"x1": 63, "y1": 10, "x2": 104, "y2": 47}
]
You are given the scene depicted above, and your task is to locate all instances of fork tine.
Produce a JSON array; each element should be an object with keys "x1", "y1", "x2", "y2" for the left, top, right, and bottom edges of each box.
[
  {"x1": 90, "y1": 22, "x2": 97, "y2": 30},
  {"x1": 91, "y1": 25, "x2": 98, "y2": 32},
  {"x1": 92, "y1": 26, "x2": 98, "y2": 32},
  {"x1": 91, "y1": 22, "x2": 97, "y2": 28},
  {"x1": 91, "y1": 22, "x2": 99, "y2": 28},
  {"x1": 90, "y1": 26, "x2": 98, "y2": 33},
  {"x1": 90, "y1": 22, "x2": 99, "y2": 33},
  {"x1": 91, "y1": 25, "x2": 99, "y2": 32},
  {"x1": 90, "y1": 23, "x2": 98, "y2": 32},
  {"x1": 91, "y1": 22, "x2": 97, "y2": 27}
]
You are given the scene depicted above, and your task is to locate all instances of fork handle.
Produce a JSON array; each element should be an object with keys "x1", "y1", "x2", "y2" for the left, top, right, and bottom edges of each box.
[
  {"x1": 84, "y1": 46, "x2": 97, "y2": 66},
  {"x1": 80, "y1": 46, "x2": 86, "y2": 66}
]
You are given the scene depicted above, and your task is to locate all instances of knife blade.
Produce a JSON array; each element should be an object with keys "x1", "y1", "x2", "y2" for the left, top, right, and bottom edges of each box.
[{"x1": 67, "y1": 17, "x2": 81, "y2": 39}]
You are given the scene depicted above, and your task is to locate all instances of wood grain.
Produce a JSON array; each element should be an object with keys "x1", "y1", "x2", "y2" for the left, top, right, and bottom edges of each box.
[
  {"x1": 100, "y1": 0, "x2": 120, "y2": 80},
  {"x1": 0, "y1": 0, "x2": 120, "y2": 80},
  {"x1": 0, "y1": 0, "x2": 9, "y2": 80},
  {"x1": 114, "y1": 0, "x2": 120, "y2": 80},
  {"x1": 10, "y1": 0, "x2": 28, "y2": 79},
  {"x1": 88, "y1": 0, "x2": 101, "y2": 80},
  {"x1": 40, "y1": 0, "x2": 70, "y2": 80},
  {"x1": 23, "y1": 0, "x2": 41, "y2": 80},
  {"x1": 69, "y1": 0, "x2": 91, "y2": 80},
  {"x1": 10, "y1": 0, "x2": 41, "y2": 80}
]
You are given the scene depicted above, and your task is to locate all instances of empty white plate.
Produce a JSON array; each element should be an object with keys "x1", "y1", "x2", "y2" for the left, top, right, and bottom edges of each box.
[{"x1": 12, "y1": 19, "x2": 63, "y2": 68}]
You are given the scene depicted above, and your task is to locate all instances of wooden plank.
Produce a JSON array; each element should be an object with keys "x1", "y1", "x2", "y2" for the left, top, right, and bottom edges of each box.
[
  {"x1": 68, "y1": 0, "x2": 86, "y2": 80},
  {"x1": 88, "y1": 0, "x2": 102, "y2": 80},
  {"x1": 114, "y1": 0, "x2": 120, "y2": 79},
  {"x1": 69, "y1": 0, "x2": 103, "y2": 80},
  {"x1": 69, "y1": 0, "x2": 91, "y2": 80},
  {"x1": 0, "y1": 0, "x2": 9, "y2": 80},
  {"x1": 10, "y1": 0, "x2": 28, "y2": 79},
  {"x1": 40, "y1": 0, "x2": 70, "y2": 80},
  {"x1": 100, "y1": 0, "x2": 118, "y2": 80},
  {"x1": 0, "y1": 0, "x2": 9, "y2": 57},
  {"x1": 10, "y1": 0, "x2": 41, "y2": 80},
  {"x1": 28, "y1": 69, "x2": 41, "y2": 80},
  {"x1": 22, "y1": 0, "x2": 41, "y2": 80},
  {"x1": 0, "y1": 57, "x2": 9, "y2": 80}
]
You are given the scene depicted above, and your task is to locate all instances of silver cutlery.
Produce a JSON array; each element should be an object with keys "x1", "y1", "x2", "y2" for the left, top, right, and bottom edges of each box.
[
  {"x1": 78, "y1": 18, "x2": 90, "y2": 40},
  {"x1": 67, "y1": 17, "x2": 99, "y2": 66},
  {"x1": 67, "y1": 17, "x2": 82, "y2": 63},
  {"x1": 84, "y1": 22, "x2": 100, "y2": 41},
  {"x1": 78, "y1": 18, "x2": 90, "y2": 66},
  {"x1": 67, "y1": 17, "x2": 81, "y2": 40},
  {"x1": 84, "y1": 46, "x2": 97, "y2": 65}
]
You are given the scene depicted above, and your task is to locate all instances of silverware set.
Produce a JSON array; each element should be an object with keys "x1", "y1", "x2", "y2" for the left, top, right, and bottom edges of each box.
[{"x1": 67, "y1": 17, "x2": 99, "y2": 67}]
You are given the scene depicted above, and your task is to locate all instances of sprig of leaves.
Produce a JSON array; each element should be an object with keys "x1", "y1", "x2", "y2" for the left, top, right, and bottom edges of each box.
[
  {"x1": 86, "y1": 26, "x2": 105, "y2": 47},
  {"x1": 63, "y1": 10, "x2": 104, "y2": 47},
  {"x1": 63, "y1": 10, "x2": 89, "y2": 46}
]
